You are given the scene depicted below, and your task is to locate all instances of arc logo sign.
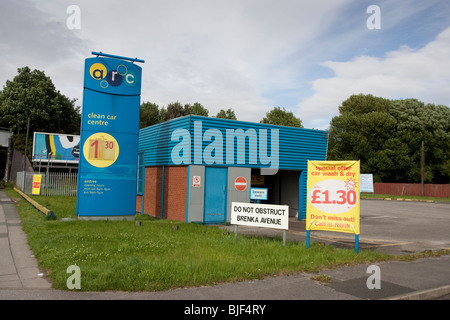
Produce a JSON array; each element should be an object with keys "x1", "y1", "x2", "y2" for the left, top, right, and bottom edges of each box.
[
  {"x1": 89, "y1": 62, "x2": 138, "y2": 88},
  {"x1": 83, "y1": 55, "x2": 142, "y2": 96},
  {"x1": 76, "y1": 52, "x2": 144, "y2": 219}
]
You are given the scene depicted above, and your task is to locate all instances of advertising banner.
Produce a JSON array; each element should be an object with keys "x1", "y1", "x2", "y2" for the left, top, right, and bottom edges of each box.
[
  {"x1": 32, "y1": 132, "x2": 80, "y2": 163},
  {"x1": 32, "y1": 174, "x2": 42, "y2": 195},
  {"x1": 306, "y1": 161, "x2": 360, "y2": 234},
  {"x1": 76, "y1": 53, "x2": 144, "y2": 218}
]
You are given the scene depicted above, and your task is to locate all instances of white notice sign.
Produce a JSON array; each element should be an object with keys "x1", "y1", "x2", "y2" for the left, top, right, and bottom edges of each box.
[
  {"x1": 250, "y1": 188, "x2": 268, "y2": 200},
  {"x1": 360, "y1": 174, "x2": 374, "y2": 193},
  {"x1": 231, "y1": 202, "x2": 289, "y2": 230},
  {"x1": 193, "y1": 176, "x2": 201, "y2": 187}
]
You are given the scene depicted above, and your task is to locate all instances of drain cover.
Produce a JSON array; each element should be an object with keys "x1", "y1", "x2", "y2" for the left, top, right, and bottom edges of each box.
[{"x1": 328, "y1": 277, "x2": 415, "y2": 299}]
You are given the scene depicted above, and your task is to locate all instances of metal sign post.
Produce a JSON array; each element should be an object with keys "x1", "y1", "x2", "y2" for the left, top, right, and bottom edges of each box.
[{"x1": 231, "y1": 202, "x2": 289, "y2": 246}]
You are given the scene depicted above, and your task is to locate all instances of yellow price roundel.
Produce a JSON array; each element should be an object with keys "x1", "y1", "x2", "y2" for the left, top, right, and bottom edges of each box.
[{"x1": 83, "y1": 132, "x2": 119, "y2": 168}]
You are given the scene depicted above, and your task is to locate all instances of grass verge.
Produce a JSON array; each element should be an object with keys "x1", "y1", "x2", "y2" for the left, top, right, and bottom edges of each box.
[
  {"x1": 361, "y1": 193, "x2": 450, "y2": 202},
  {"x1": 6, "y1": 188, "x2": 397, "y2": 292}
]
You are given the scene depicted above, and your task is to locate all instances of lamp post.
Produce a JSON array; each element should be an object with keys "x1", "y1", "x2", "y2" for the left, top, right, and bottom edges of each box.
[
  {"x1": 46, "y1": 151, "x2": 53, "y2": 195},
  {"x1": 421, "y1": 141, "x2": 425, "y2": 196}
]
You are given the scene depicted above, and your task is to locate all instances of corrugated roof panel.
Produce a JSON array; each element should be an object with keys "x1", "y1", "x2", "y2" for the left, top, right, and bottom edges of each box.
[
  {"x1": 138, "y1": 116, "x2": 191, "y2": 167},
  {"x1": 139, "y1": 115, "x2": 328, "y2": 220},
  {"x1": 139, "y1": 115, "x2": 328, "y2": 169}
]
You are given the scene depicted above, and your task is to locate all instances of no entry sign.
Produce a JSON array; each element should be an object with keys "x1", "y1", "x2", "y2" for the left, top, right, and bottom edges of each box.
[{"x1": 234, "y1": 176, "x2": 247, "y2": 191}]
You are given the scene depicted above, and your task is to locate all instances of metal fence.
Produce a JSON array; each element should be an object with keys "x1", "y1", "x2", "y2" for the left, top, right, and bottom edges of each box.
[{"x1": 16, "y1": 171, "x2": 77, "y2": 196}]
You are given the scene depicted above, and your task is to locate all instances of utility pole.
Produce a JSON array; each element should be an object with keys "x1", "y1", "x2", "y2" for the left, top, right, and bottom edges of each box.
[
  {"x1": 22, "y1": 117, "x2": 30, "y2": 191},
  {"x1": 420, "y1": 141, "x2": 425, "y2": 196}
]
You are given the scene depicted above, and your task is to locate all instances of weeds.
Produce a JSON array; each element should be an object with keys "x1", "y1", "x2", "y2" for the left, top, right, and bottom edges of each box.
[{"x1": 5, "y1": 188, "x2": 394, "y2": 291}]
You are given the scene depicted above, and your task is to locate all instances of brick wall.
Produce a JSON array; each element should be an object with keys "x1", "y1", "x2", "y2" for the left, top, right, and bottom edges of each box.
[
  {"x1": 136, "y1": 195, "x2": 142, "y2": 212},
  {"x1": 163, "y1": 166, "x2": 187, "y2": 221},
  {"x1": 137, "y1": 166, "x2": 187, "y2": 221},
  {"x1": 140, "y1": 167, "x2": 163, "y2": 218}
]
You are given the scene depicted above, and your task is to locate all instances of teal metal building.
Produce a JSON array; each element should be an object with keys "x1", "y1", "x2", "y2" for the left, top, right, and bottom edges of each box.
[{"x1": 136, "y1": 115, "x2": 328, "y2": 223}]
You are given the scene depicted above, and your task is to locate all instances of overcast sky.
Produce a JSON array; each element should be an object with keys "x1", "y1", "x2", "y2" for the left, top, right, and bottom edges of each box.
[{"x1": 1, "y1": 0, "x2": 449, "y2": 129}]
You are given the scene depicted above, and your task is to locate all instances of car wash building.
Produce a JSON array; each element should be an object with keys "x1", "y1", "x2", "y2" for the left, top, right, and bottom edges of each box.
[{"x1": 136, "y1": 115, "x2": 328, "y2": 223}]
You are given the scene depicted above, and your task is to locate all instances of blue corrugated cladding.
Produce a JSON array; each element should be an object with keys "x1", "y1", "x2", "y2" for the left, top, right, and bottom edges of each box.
[
  {"x1": 139, "y1": 116, "x2": 190, "y2": 167},
  {"x1": 138, "y1": 115, "x2": 328, "y2": 219},
  {"x1": 139, "y1": 115, "x2": 328, "y2": 168}
]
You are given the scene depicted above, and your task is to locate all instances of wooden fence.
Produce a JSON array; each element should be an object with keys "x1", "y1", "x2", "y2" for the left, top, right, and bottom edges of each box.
[{"x1": 373, "y1": 183, "x2": 450, "y2": 198}]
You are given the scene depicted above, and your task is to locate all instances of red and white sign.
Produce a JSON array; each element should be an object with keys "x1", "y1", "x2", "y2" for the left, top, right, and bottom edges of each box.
[
  {"x1": 193, "y1": 176, "x2": 201, "y2": 188},
  {"x1": 234, "y1": 176, "x2": 247, "y2": 191}
]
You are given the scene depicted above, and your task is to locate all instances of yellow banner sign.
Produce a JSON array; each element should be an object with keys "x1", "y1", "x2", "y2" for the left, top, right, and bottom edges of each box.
[
  {"x1": 32, "y1": 174, "x2": 42, "y2": 195},
  {"x1": 306, "y1": 161, "x2": 360, "y2": 234}
]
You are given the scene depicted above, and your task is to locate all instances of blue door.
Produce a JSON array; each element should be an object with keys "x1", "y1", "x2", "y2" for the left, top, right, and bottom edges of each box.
[{"x1": 204, "y1": 167, "x2": 227, "y2": 223}]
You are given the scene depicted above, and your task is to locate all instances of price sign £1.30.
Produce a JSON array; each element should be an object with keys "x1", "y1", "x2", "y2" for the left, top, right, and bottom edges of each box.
[
  {"x1": 306, "y1": 160, "x2": 360, "y2": 235},
  {"x1": 83, "y1": 132, "x2": 120, "y2": 168},
  {"x1": 88, "y1": 137, "x2": 116, "y2": 161},
  {"x1": 308, "y1": 179, "x2": 358, "y2": 214}
]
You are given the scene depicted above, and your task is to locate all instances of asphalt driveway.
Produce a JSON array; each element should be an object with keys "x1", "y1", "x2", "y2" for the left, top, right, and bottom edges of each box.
[{"x1": 233, "y1": 199, "x2": 450, "y2": 255}]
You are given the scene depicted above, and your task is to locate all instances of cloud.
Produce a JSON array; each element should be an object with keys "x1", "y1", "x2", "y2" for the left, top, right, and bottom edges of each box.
[
  {"x1": 129, "y1": 0, "x2": 355, "y2": 121},
  {"x1": 1, "y1": 0, "x2": 354, "y2": 121},
  {"x1": 297, "y1": 26, "x2": 450, "y2": 130},
  {"x1": 2, "y1": 0, "x2": 447, "y2": 129},
  {"x1": 0, "y1": 0, "x2": 90, "y2": 104}
]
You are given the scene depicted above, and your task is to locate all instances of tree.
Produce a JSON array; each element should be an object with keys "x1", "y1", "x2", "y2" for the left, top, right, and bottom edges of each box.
[
  {"x1": 328, "y1": 94, "x2": 408, "y2": 181},
  {"x1": 328, "y1": 94, "x2": 450, "y2": 183},
  {"x1": 0, "y1": 67, "x2": 80, "y2": 159},
  {"x1": 190, "y1": 102, "x2": 209, "y2": 117},
  {"x1": 163, "y1": 101, "x2": 211, "y2": 121},
  {"x1": 260, "y1": 107, "x2": 303, "y2": 128},
  {"x1": 338, "y1": 93, "x2": 390, "y2": 115},
  {"x1": 140, "y1": 102, "x2": 163, "y2": 128},
  {"x1": 0, "y1": 67, "x2": 79, "y2": 134},
  {"x1": 389, "y1": 99, "x2": 450, "y2": 183},
  {"x1": 328, "y1": 94, "x2": 394, "y2": 173},
  {"x1": 215, "y1": 108, "x2": 237, "y2": 120},
  {"x1": 165, "y1": 102, "x2": 190, "y2": 120}
]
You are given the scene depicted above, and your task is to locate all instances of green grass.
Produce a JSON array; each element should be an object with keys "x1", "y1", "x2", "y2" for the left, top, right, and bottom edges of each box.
[
  {"x1": 361, "y1": 193, "x2": 450, "y2": 202},
  {"x1": 6, "y1": 188, "x2": 397, "y2": 292}
]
